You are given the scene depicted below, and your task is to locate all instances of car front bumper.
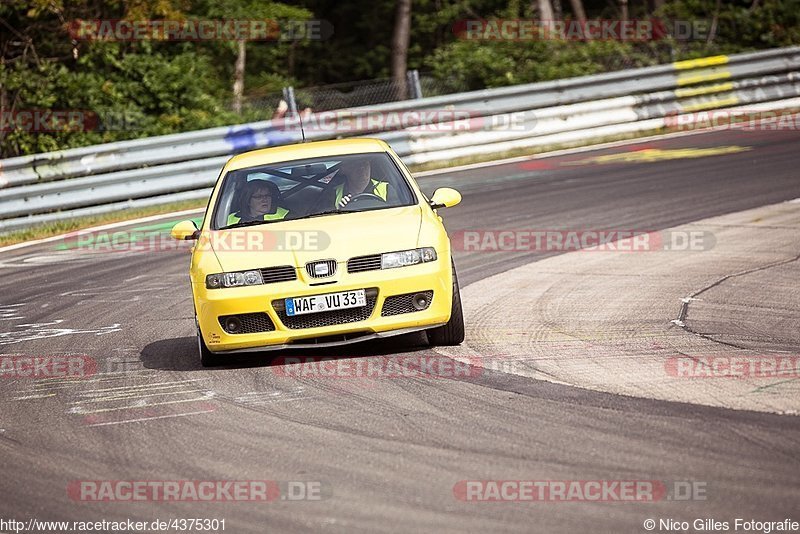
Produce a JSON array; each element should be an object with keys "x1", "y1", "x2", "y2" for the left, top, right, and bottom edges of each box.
[{"x1": 195, "y1": 260, "x2": 453, "y2": 353}]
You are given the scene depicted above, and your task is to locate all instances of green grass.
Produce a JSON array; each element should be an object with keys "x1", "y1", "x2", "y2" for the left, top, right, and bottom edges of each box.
[{"x1": 0, "y1": 199, "x2": 207, "y2": 247}]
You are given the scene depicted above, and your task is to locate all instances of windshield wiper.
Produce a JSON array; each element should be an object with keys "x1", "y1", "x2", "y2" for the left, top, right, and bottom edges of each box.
[
  {"x1": 300, "y1": 209, "x2": 354, "y2": 219},
  {"x1": 218, "y1": 219, "x2": 277, "y2": 230}
]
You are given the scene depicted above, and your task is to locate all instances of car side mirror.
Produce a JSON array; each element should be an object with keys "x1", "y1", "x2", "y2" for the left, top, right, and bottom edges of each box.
[
  {"x1": 171, "y1": 220, "x2": 200, "y2": 241},
  {"x1": 429, "y1": 187, "x2": 462, "y2": 209}
]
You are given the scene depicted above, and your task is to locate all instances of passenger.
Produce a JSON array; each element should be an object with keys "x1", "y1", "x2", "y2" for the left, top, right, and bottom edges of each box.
[{"x1": 227, "y1": 180, "x2": 289, "y2": 225}]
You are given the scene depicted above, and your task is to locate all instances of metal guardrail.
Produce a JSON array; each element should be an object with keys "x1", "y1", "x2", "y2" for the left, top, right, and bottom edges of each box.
[{"x1": 1, "y1": 46, "x2": 799, "y2": 232}]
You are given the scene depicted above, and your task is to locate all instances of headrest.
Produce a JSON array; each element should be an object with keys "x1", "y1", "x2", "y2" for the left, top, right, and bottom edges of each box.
[{"x1": 291, "y1": 164, "x2": 328, "y2": 179}]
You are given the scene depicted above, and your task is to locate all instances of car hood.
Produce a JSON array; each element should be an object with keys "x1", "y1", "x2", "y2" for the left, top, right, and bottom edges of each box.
[{"x1": 209, "y1": 205, "x2": 423, "y2": 272}]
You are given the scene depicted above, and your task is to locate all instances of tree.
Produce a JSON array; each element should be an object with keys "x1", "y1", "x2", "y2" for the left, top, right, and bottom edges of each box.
[
  {"x1": 568, "y1": 0, "x2": 587, "y2": 24},
  {"x1": 536, "y1": 0, "x2": 554, "y2": 21},
  {"x1": 201, "y1": 0, "x2": 312, "y2": 113},
  {"x1": 233, "y1": 39, "x2": 246, "y2": 113},
  {"x1": 391, "y1": 0, "x2": 413, "y2": 99}
]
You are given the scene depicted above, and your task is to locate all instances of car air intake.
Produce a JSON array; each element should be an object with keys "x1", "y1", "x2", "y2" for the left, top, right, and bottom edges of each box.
[
  {"x1": 260, "y1": 265, "x2": 297, "y2": 283},
  {"x1": 347, "y1": 254, "x2": 382, "y2": 273},
  {"x1": 218, "y1": 313, "x2": 276, "y2": 334},
  {"x1": 381, "y1": 291, "x2": 434, "y2": 316}
]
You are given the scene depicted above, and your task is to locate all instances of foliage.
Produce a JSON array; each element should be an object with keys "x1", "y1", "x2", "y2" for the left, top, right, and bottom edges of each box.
[{"x1": 1, "y1": 0, "x2": 798, "y2": 157}]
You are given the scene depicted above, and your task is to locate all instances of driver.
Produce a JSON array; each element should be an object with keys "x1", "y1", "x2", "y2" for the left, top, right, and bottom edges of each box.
[
  {"x1": 227, "y1": 180, "x2": 289, "y2": 225},
  {"x1": 333, "y1": 159, "x2": 389, "y2": 209}
]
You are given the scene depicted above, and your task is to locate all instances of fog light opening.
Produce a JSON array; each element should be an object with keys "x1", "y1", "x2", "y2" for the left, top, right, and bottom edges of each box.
[
  {"x1": 412, "y1": 293, "x2": 429, "y2": 311},
  {"x1": 224, "y1": 316, "x2": 242, "y2": 334}
]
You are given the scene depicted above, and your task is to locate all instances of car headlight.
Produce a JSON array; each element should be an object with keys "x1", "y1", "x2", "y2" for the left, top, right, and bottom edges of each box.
[
  {"x1": 206, "y1": 270, "x2": 264, "y2": 289},
  {"x1": 381, "y1": 247, "x2": 437, "y2": 269}
]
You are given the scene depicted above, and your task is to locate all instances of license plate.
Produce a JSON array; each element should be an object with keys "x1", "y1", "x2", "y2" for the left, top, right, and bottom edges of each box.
[{"x1": 285, "y1": 289, "x2": 366, "y2": 316}]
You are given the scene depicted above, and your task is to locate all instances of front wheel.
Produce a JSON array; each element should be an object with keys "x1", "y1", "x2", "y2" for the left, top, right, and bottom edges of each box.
[{"x1": 427, "y1": 261, "x2": 465, "y2": 346}]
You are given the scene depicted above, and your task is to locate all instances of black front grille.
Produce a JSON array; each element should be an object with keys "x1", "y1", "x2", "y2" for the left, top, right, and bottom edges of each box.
[
  {"x1": 306, "y1": 259, "x2": 337, "y2": 278},
  {"x1": 219, "y1": 313, "x2": 276, "y2": 334},
  {"x1": 260, "y1": 265, "x2": 297, "y2": 283},
  {"x1": 381, "y1": 291, "x2": 434, "y2": 316},
  {"x1": 347, "y1": 254, "x2": 382, "y2": 273},
  {"x1": 273, "y1": 294, "x2": 378, "y2": 329}
]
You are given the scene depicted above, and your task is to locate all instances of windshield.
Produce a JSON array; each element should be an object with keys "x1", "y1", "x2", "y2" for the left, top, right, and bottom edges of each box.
[{"x1": 211, "y1": 152, "x2": 417, "y2": 230}]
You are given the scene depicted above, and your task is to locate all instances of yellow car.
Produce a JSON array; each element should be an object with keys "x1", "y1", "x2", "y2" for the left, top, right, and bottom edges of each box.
[{"x1": 171, "y1": 138, "x2": 464, "y2": 366}]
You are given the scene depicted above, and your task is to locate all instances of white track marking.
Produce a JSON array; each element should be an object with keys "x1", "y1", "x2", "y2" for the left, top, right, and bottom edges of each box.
[
  {"x1": 70, "y1": 396, "x2": 215, "y2": 415},
  {"x1": 0, "y1": 323, "x2": 122, "y2": 345},
  {"x1": 12, "y1": 394, "x2": 57, "y2": 401},
  {"x1": 85, "y1": 408, "x2": 215, "y2": 427},
  {"x1": 76, "y1": 379, "x2": 206, "y2": 394}
]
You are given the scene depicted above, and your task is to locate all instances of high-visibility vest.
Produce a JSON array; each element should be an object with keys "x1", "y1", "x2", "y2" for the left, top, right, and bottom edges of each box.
[
  {"x1": 227, "y1": 206, "x2": 289, "y2": 226},
  {"x1": 335, "y1": 179, "x2": 388, "y2": 206}
]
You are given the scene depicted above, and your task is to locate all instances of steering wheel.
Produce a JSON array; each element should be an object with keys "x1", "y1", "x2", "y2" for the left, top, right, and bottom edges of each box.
[{"x1": 346, "y1": 192, "x2": 385, "y2": 206}]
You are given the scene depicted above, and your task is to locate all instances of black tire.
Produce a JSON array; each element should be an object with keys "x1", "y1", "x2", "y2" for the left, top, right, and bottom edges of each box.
[
  {"x1": 197, "y1": 326, "x2": 223, "y2": 367},
  {"x1": 427, "y1": 260, "x2": 465, "y2": 346}
]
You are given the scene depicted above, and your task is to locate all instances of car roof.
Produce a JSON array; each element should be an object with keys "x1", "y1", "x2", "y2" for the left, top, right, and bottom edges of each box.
[{"x1": 225, "y1": 138, "x2": 391, "y2": 171}]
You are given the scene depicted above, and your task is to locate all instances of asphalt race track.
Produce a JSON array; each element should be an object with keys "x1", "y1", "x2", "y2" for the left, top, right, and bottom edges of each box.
[{"x1": 1, "y1": 128, "x2": 799, "y2": 533}]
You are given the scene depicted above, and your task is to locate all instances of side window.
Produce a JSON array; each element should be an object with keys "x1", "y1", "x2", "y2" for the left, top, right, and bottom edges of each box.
[
  {"x1": 368, "y1": 153, "x2": 414, "y2": 205},
  {"x1": 213, "y1": 176, "x2": 241, "y2": 229}
]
